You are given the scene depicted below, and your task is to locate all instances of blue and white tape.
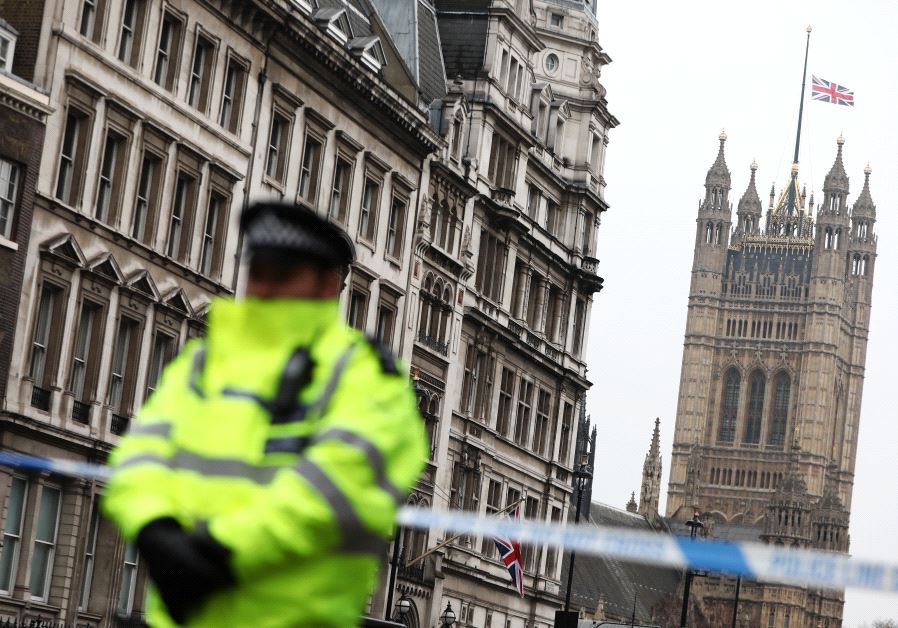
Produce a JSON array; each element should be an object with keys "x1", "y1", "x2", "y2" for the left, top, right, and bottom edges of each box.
[{"x1": 2, "y1": 451, "x2": 895, "y2": 595}]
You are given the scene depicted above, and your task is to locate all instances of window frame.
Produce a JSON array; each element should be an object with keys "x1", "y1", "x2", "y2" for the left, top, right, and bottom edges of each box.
[
  {"x1": 0, "y1": 158, "x2": 20, "y2": 240},
  {"x1": 0, "y1": 476, "x2": 27, "y2": 594},
  {"x1": 219, "y1": 52, "x2": 248, "y2": 134},
  {"x1": 385, "y1": 190, "x2": 408, "y2": 262},
  {"x1": 55, "y1": 102, "x2": 94, "y2": 208},
  {"x1": 78, "y1": 501, "x2": 100, "y2": 610},
  {"x1": 93, "y1": 113, "x2": 133, "y2": 226},
  {"x1": 264, "y1": 107, "x2": 293, "y2": 185},
  {"x1": 131, "y1": 132, "x2": 168, "y2": 245},
  {"x1": 107, "y1": 314, "x2": 143, "y2": 417},
  {"x1": 79, "y1": 0, "x2": 109, "y2": 45},
  {"x1": 187, "y1": 28, "x2": 218, "y2": 113},
  {"x1": 117, "y1": 0, "x2": 148, "y2": 68},
  {"x1": 29, "y1": 484, "x2": 62, "y2": 602},
  {"x1": 153, "y1": 9, "x2": 185, "y2": 91}
]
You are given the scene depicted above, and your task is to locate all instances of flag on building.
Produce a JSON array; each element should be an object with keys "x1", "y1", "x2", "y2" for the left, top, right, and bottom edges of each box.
[
  {"x1": 494, "y1": 503, "x2": 525, "y2": 597},
  {"x1": 811, "y1": 76, "x2": 855, "y2": 106}
]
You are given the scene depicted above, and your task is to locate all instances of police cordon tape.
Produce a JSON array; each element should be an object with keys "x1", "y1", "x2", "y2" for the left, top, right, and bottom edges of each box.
[{"x1": 3, "y1": 450, "x2": 896, "y2": 595}]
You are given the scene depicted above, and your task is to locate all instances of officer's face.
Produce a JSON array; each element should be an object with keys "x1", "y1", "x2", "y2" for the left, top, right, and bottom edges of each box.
[{"x1": 246, "y1": 262, "x2": 342, "y2": 300}]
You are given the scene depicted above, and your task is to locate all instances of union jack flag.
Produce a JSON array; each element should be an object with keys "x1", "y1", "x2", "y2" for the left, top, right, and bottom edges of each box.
[
  {"x1": 494, "y1": 503, "x2": 525, "y2": 597},
  {"x1": 811, "y1": 76, "x2": 855, "y2": 106}
]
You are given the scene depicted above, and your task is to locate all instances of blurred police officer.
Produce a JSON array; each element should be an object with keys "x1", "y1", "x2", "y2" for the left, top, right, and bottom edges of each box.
[{"x1": 103, "y1": 200, "x2": 427, "y2": 627}]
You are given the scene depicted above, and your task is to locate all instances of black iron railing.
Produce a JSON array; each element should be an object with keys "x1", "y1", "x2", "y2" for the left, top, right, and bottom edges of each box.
[
  {"x1": 111, "y1": 414, "x2": 131, "y2": 435},
  {"x1": 31, "y1": 386, "x2": 51, "y2": 411},
  {"x1": 72, "y1": 400, "x2": 90, "y2": 424},
  {"x1": 416, "y1": 332, "x2": 448, "y2": 356},
  {"x1": 398, "y1": 561, "x2": 425, "y2": 583}
]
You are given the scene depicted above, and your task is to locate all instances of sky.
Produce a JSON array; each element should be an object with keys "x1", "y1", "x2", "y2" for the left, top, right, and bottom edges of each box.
[{"x1": 586, "y1": 1, "x2": 898, "y2": 624}]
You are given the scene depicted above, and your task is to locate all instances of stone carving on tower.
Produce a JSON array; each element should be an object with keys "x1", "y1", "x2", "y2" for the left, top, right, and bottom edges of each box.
[{"x1": 638, "y1": 418, "x2": 662, "y2": 519}]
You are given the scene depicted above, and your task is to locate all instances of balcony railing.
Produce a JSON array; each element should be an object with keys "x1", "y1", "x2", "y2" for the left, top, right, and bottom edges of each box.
[
  {"x1": 416, "y1": 332, "x2": 448, "y2": 356},
  {"x1": 72, "y1": 400, "x2": 91, "y2": 424},
  {"x1": 115, "y1": 613, "x2": 148, "y2": 628},
  {"x1": 398, "y1": 561, "x2": 426, "y2": 583},
  {"x1": 31, "y1": 386, "x2": 51, "y2": 411},
  {"x1": 111, "y1": 413, "x2": 131, "y2": 435}
]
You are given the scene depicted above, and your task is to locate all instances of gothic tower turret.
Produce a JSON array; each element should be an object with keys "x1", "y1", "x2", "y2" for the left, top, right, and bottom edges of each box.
[
  {"x1": 734, "y1": 160, "x2": 762, "y2": 240},
  {"x1": 811, "y1": 462, "x2": 850, "y2": 553},
  {"x1": 762, "y1": 445, "x2": 813, "y2": 548},
  {"x1": 638, "y1": 418, "x2": 662, "y2": 519},
  {"x1": 813, "y1": 136, "x2": 852, "y2": 282}
]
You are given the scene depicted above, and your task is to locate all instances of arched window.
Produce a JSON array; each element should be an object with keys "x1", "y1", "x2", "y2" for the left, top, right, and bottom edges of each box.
[
  {"x1": 718, "y1": 368, "x2": 740, "y2": 444},
  {"x1": 824, "y1": 227, "x2": 833, "y2": 249},
  {"x1": 429, "y1": 201, "x2": 443, "y2": 243},
  {"x1": 769, "y1": 371, "x2": 789, "y2": 448},
  {"x1": 743, "y1": 370, "x2": 765, "y2": 444},
  {"x1": 834, "y1": 228, "x2": 841, "y2": 249},
  {"x1": 862, "y1": 255, "x2": 869, "y2": 276},
  {"x1": 705, "y1": 222, "x2": 713, "y2": 244},
  {"x1": 714, "y1": 223, "x2": 722, "y2": 245},
  {"x1": 418, "y1": 275, "x2": 433, "y2": 335},
  {"x1": 852, "y1": 254, "x2": 861, "y2": 275}
]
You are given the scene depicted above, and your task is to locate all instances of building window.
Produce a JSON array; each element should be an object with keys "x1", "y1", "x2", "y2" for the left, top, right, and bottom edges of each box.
[
  {"x1": 0, "y1": 34, "x2": 11, "y2": 72},
  {"x1": 526, "y1": 184, "x2": 540, "y2": 219},
  {"x1": 475, "y1": 231, "x2": 507, "y2": 303},
  {"x1": 545, "y1": 286, "x2": 563, "y2": 343},
  {"x1": 298, "y1": 134, "x2": 323, "y2": 202},
  {"x1": 480, "y1": 479, "x2": 503, "y2": 557},
  {"x1": 95, "y1": 128, "x2": 128, "y2": 224},
  {"x1": 166, "y1": 173, "x2": 197, "y2": 262},
  {"x1": 525, "y1": 274, "x2": 542, "y2": 329},
  {"x1": 581, "y1": 211, "x2": 594, "y2": 255},
  {"x1": 329, "y1": 156, "x2": 353, "y2": 224},
  {"x1": 117, "y1": 0, "x2": 147, "y2": 67},
  {"x1": 79, "y1": 503, "x2": 100, "y2": 610},
  {"x1": 522, "y1": 496, "x2": 539, "y2": 570},
  {"x1": 265, "y1": 111, "x2": 291, "y2": 183},
  {"x1": 450, "y1": 112, "x2": 464, "y2": 162},
  {"x1": 743, "y1": 371, "x2": 765, "y2": 445},
  {"x1": 358, "y1": 177, "x2": 381, "y2": 243},
  {"x1": 200, "y1": 191, "x2": 228, "y2": 278},
  {"x1": 386, "y1": 194, "x2": 407, "y2": 260},
  {"x1": 108, "y1": 317, "x2": 141, "y2": 417},
  {"x1": 30, "y1": 485, "x2": 61, "y2": 601},
  {"x1": 430, "y1": 201, "x2": 458, "y2": 253},
  {"x1": 146, "y1": 331, "x2": 176, "y2": 399},
  {"x1": 544, "y1": 506, "x2": 562, "y2": 576},
  {"x1": 374, "y1": 304, "x2": 396, "y2": 349},
  {"x1": 559, "y1": 401, "x2": 573, "y2": 464},
  {"x1": 69, "y1": 300, "x2": 104, "y2": 418},
  {"x1": 56, "y1": 107, "x2": 92, "y2": 206},
  {"x1": 461, "y1": 343, "x2": 493, "y2": 420},
  {"x1": 532, "y1": 389, "x2": 551, "y2": 456},
  {"x1": 0, "y1": 158, "x2": 19, "y2": 240},
  {"x1": 0, "y1": 477, "x2": 27, "y2": 593},
  {"x1": 132, "y1": 150, "x2": 162, "y2": 243},
  {"x1": 30, "y1": 282, "x2": 66, "y2": 408},
  {"x1": 718, "y1": 368, "x2": 741, "y2": 444},
  {"x1": 550, "y1": 13, "x2": 564, "y2": 28},
  {"x1": 117, "y1": 543, "x2": 139, "y2": 616},
  {"x1": 488, "y1": 134, "x2": 516, "y2": 189},
  {"x1": 571, "y1": 297, "x2": 586, "y2": 356},
  {"x1": 153, "y1": 11, "x2": 184, "y2": 91},
  {"x1": 496, "y1": 367, "x2": 515, "y2": 437},
  {"x1": 79, "y1": 0, "x2": 108, "y2": 44},
  {"x1": 219, "y1": 56, "x2": 248, "y2": 134},
  {"x1": 545, "y1": 199, "x2": 560, "y2": 235},
  {"x1": 768, "y1": 372, "x2": 790, "y2": 448},
  {"x1": 187, "y1": 33, "x2": 216, "y2": 111},
  {"x1": 348, "y1": 287, "x2": 369, "y2": 331},
  {"x1": 513, "y1": 378, "x2": 534, "y2": 446}
]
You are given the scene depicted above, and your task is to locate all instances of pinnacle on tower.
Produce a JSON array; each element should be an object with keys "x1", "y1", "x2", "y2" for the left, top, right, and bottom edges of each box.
[
  {"x1": 648, "y1": 417, "x2": 661, "y2": 458},
  {"x1": 626, "y1": 492, "x2": 638, "y2": 513},
  {"x1": 852, "y1": 163, "x2": 876, "y2": 217},
  {"x1": 704, "y1": 130, "x2": 731, "y2": 188},
  {"x1": 823, "y1": 135, "x2": 849, "y2": 194},
  {"x1": 737, "y1": 160, "x2": 762, "y2": 216}
]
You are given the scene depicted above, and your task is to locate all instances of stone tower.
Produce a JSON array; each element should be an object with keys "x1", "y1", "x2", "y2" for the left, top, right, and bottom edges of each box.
[
  {"x1": 638, "y1": 418, "x2": 662, "y2": 518},
  {"x1": 666, "y1": 135, "x2": 877, "y2": 626}
]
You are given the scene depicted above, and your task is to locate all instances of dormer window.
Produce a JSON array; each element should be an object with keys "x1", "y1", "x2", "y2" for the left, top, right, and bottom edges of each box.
[{"x1": 313, "y1": 8, "x2": 353, "y2": 45}]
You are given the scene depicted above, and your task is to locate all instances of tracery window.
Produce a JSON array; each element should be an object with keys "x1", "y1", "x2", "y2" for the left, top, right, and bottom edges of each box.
[
  {"x1": 768, "y1": 372, "x2": 790, "y2": 448},
  {"x1": 743, "y1": 370, "x2": 765, "y2": 444},
  {"x1": 717, "y1": 368, "x2": 740, "y2": 444}
]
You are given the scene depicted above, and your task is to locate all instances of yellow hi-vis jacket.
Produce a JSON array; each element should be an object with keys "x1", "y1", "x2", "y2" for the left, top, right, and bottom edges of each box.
[{"x1": 102, "y1": 297, "x2": 428, "y2": 627}]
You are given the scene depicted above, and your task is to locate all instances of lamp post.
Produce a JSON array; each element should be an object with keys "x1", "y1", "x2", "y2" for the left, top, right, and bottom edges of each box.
[
  {"x1": 394, "y1": 596, "x2": 411, "y2": 622},
  {"x1": 730, "y1": 575, "x2": 741, "y2": 628},
  {"x1": 564, "y1": 453, "x2": 593, "y2": 612},
  {"x1": 440, "y1": 602, "x2": 456, "y2": 626},
  {"x1": 679, "y1": 511, "x2": 703, "y2": 628}
]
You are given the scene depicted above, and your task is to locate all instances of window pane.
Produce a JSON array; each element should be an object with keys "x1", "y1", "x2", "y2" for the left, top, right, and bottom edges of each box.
[{"x1": 35, "y1": 487, "x2": 60, "y2": 542}]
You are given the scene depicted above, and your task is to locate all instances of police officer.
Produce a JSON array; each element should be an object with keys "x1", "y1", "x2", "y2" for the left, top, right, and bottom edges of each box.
[{"x1": 102, "y1": 200, "x2": 428, "y2": 627}]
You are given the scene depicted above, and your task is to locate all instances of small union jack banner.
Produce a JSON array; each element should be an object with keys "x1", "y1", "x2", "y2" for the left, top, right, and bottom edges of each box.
[
  {"x1": 811, "y1": 75, "x2": 855, "y2": 106},
  {"x1": 494, "y1": 503, "x2": 525, "y2": 597}
]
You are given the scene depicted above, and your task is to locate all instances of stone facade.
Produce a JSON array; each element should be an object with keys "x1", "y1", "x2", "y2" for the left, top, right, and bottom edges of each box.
[{"x1": 666, "y1": 133, "x2": 878, "y2": 627}]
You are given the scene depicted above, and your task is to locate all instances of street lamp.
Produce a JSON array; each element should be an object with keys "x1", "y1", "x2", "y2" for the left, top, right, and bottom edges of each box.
[
  {"x1": 440, "y1": 602, "x2": 456, "y2": 626},
  {"x1": 679, "y1": 511, "x2": 704, "y2": 628},
  {"x1": 564, "y1": 452, "x2": 593, "y2": 612},
  {"x1": 395, "y1": 596, "x2": 411, "y2": 620}
]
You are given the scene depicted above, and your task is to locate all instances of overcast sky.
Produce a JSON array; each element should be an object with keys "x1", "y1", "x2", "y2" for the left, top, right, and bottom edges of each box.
[{"x1": 586, "y1": 1, "x2": 898, "y2": 624}]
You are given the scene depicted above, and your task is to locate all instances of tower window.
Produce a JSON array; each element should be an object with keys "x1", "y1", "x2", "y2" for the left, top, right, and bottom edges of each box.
[
  {"x1": 743, "y1": 371, "x2": 765, "y2": 444},
  {"x1": 768, "y1": 372, "x2": 790, "y2": 448},
  {"x1": 717, "y1": 368, "x2": 740, "y2": 444}
]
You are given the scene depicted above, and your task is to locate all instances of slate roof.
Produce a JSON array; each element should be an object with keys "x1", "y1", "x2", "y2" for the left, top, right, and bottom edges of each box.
[
  {"x1": 417, "y1": 1, "x2": 448, "y2": 103},
  {"x1": 435, "y1": 0, "x2": 490, "y2": 79},
  {"x1": 562, "y1": 503, "x2": 681, "y2": 623}
]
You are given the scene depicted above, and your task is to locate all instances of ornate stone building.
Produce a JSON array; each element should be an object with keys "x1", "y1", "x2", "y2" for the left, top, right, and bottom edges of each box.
[{"x1": 666, "y1": 133, "x2": 878, "y2": 627}]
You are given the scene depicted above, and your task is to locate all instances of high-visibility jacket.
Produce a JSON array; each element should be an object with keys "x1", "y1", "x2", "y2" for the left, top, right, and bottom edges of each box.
[{"x1": 102, "y1": 297, "x2": 427, "y2": 627}]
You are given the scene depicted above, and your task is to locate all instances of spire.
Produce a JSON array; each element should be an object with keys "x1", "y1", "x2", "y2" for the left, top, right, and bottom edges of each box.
[
  {"x1": 626, "y1": 492, "x2": 638, "y2": 513},
  {"x1": 704, "y1": 130, "x2": 731, "y2": 188},
  {"x1": 823, "y1": 135, "x2": 849, "y2": 194},
  {"x1": 639, "y1": 418, "x2": 662, "y2": 519},
  {"x1": 649, "y1": 417, "x2": 660, "y2": 458},
  {"x1": 737, "y1": 160, "x2": 762, "y2": 214},
  {"x1": 852, "y1": 163, "x2": 876, "y2": 218}
]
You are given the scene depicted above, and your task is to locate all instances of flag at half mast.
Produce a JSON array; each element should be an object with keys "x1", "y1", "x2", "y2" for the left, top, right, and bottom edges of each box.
[
  {"x1": 811, "y1": 75, "x2": 855, "y2": 106},
  {"x1": 494, "y1": 502, "x2": 525, "y2": 597}
]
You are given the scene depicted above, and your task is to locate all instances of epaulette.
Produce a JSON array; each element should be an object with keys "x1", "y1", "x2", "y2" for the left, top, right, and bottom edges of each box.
[{"x1": 365, "y1": 335, "x2": 400, "y2": 375}]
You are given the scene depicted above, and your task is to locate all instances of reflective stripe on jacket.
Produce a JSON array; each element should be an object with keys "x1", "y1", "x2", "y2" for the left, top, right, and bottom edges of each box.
[{"x1": 102, "y1": 297, "x2": 427, "y2": 627}]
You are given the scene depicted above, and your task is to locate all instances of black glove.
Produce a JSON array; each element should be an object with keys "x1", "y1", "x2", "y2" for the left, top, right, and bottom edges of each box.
[{"x1": 136, "y1": 518, "x2": 236, "y2": 624}]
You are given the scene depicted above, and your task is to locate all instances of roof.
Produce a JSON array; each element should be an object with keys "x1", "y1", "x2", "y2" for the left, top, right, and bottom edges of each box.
[
  {"x1": 435, "y1": 0, "x2": 490, "y2": 79},
  {"x1": 562, "y1": 503, "x2": 681, "y2": 623}
]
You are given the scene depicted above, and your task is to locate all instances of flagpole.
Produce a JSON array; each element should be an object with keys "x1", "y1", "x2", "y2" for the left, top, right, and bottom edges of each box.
[
  {"x1": 404, "y1": 498, "x2": 525, "y2": 567},
  {"x1": 788, "y1": 25, "x2": 812, "y2": 214}
]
